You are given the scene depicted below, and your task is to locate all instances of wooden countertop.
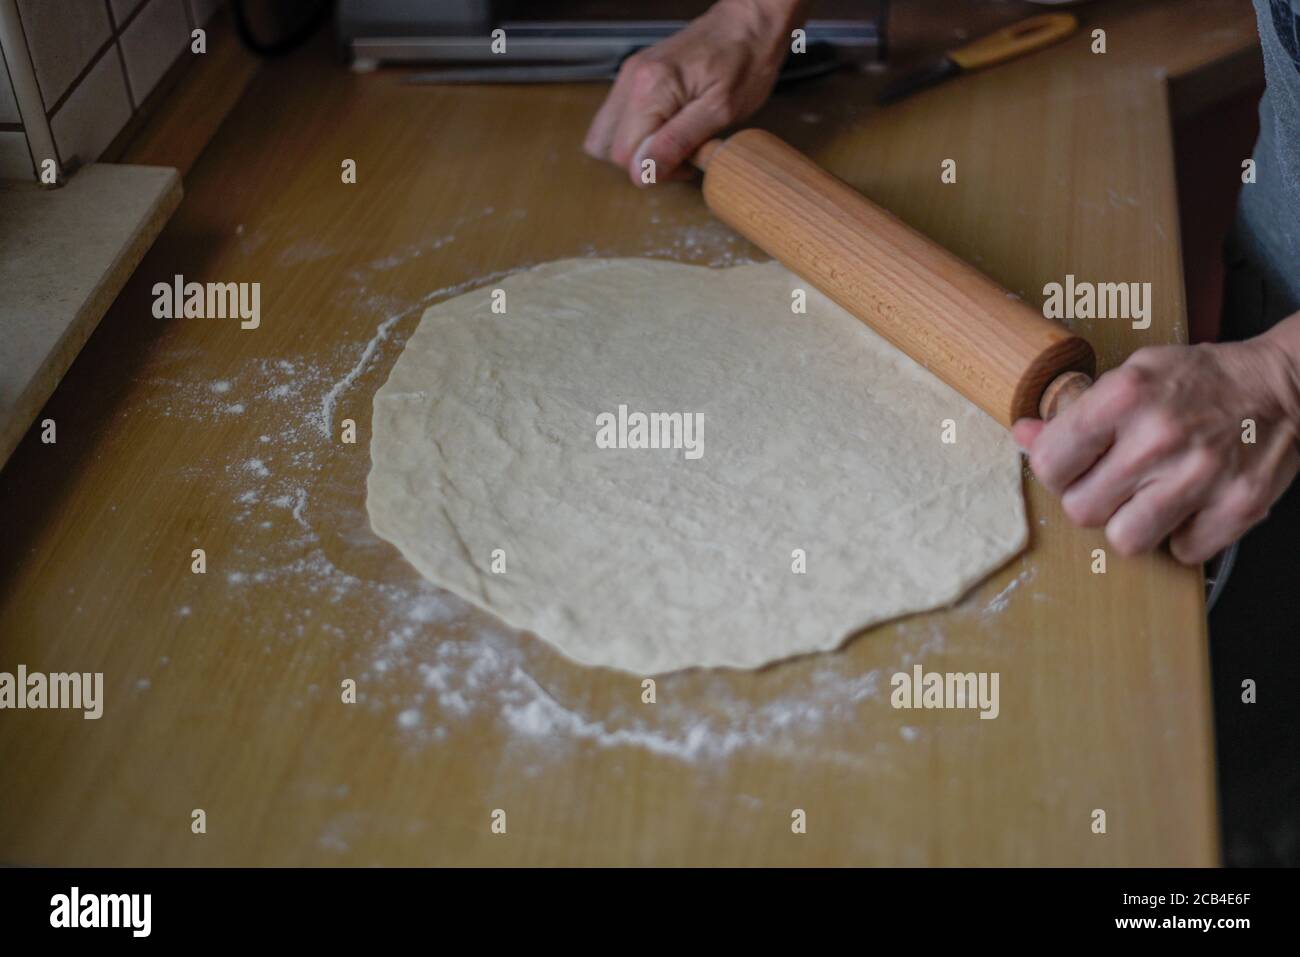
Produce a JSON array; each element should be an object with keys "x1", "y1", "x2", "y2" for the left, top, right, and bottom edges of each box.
[{"x1": 0, "y1": 0, "x2": 1263, "y2": 865}]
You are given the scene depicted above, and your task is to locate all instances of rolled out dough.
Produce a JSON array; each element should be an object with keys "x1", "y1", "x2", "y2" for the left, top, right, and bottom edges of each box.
[{"x1": 367, "y1": 258, "x2": 1026, "y2": 674}]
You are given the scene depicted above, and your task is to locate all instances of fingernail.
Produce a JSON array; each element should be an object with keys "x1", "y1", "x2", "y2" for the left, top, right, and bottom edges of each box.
[{"x1": 632, "y1": 133, "x2": 655, "y2": 165}]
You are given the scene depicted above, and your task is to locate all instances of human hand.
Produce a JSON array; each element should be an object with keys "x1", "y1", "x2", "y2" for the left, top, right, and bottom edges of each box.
[
  {"x1": 1013, "y1": 335, "x2": 1300, "y2": 564},
  {"x1": 583, "y1": 0, "x2": 807, "y2": 185}
]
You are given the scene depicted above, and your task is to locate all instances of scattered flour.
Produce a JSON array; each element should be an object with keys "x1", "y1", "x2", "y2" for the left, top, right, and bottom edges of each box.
[
  {"x1": 376, "y1": 622, "x2": 888, "y2": 766},
  {"x1": 290, "y1": 488, "x2": 309, "y2": 529},
  {"x1": 317, "y1": 269, "x2": 521, "y2": 439},
  {"x1": 277, "y1": 238, "x2": 338, "y2": 266},
  {"x1": 975, "y1": 564, "x2": 1038, "y2": 618},
  {"x1": 318, "y1": 313, "x2": 403, "y2": 438},
  {"x1": 144, "y1": 214, "x2": 953, "y2": 782}
]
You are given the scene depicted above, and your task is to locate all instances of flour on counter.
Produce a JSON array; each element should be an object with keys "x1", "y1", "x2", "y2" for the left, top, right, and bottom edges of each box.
[
  {"x1": 975, "y1": 564, "x2": 1038, "y2": 619},
  {"x1": 140, "y1": 214, "x2": 950, "y2": 771}
]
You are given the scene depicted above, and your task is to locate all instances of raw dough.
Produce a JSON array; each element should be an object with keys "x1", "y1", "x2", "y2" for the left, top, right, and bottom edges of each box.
[{"x1": 367, "y1": 259, "x2": 1026, "y2": 674}]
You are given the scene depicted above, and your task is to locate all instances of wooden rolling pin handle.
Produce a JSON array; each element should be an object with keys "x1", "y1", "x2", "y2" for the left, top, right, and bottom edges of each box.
[
  {"x1": 1038, "y1": 370, "x2": 1092, "y2": 422},
  {"x1": 691, "y1": 130, "x2": 1097, "y2": 428}
]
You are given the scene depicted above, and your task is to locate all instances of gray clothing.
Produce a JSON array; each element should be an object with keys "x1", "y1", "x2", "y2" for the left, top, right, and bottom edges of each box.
[
  {"x1": 1211, "y1": 0, "x2": 1300, "y2": 869},
  {"x1": 1235, "y1": 0, "x2": 1300, "y2": 330}
]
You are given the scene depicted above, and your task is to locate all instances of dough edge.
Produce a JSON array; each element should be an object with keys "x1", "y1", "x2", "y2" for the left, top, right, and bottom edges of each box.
[{"x1": 366, "y1": 257, "x2": 1029, "y2": 674}]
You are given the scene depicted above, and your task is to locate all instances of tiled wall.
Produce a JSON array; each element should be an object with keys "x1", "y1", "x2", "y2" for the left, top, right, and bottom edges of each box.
[
  {"x1": 0, "y1": 0, "x2": 225, "y2": 181},
  {"x1": 0, "y1": 39, "x2": 26, "y2": 177}
]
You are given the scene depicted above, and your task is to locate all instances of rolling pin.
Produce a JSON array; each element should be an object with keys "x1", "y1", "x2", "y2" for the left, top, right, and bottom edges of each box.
[{"x1": 692, "y1": 130, "x2": 1095, "y2": 428}]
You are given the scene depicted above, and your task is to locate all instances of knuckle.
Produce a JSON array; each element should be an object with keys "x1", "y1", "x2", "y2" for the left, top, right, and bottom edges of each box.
[
  {"x1": 1061, "y1": 491, "x2": 1104, "y2": 528},
  {"x1": 702, "y1": 89, "x2": 738, "y2": 123},
  {"x1": 1061, "y1": 494, "x2": 1088, "y2": 526},
  {"x1": 1105, "y1": 507, "x2": 1162, "y2": 556},
  {"x1": 1140, "y1": 413, "x2": 1187, "y2": 460},
  {"x1": 1114, "y1": 362, "x2": 1149, "y2": 388},
  {"x1": 616, "y1": 52, "x2": 643, "y2": 80},
  {"x1": 1169, "y1": 533, "x2": 1206, "y2": 565},
  {"x1": 1222, "y1": 495, "x2": 1262, "y2": 530},
  {"x1": 1101, "y1": 366, "x2": 1146, "y2": 414},
  {"x1": 1190, "y1": 447, "x2": 1216, "y2": 478},
  {"x1": 1106, "y1": 525, "x2": 1142, "y2": 557},
  {"x1": 1237, "y1": 496, "x2": 1270, "y2": 527},
  {"x1": 629, "y1": 59, "x2": 673, "y2": 96},
  {"x1": 1184, "y1": 445, "x2": 1220, "y2": 482},
  {"x1": 1243, "y1": 472, "x2": 1271, "y2": 504}
]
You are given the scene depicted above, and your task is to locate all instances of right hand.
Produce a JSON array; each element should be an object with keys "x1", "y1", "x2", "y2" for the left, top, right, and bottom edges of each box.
[{"x1": 583, "y1": 0, "x2": 807, "y2": 185}]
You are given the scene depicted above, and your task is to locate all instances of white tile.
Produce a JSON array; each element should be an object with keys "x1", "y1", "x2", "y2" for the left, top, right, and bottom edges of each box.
[
  {"x1": 0, "y1": 129, "x2": 33, "y2": 179},
  {"x1": 15, "y1": 0, "x2": 112, "y2": 109},
  {"x1": 120, "y1": 0, "x2": 190, "y2": 105},
  {"x1": 0, "y1": 45, "x2": 22, "y2": 125},
  {"x1": 49, "y1": 48, "x2": 131, "y2": 168},
  {"x1": 188, "y1": 0, "x2": 225, "y2": 27},
  {"x1": 109, "y1": 0, "x2": 148, "y2": 26}
]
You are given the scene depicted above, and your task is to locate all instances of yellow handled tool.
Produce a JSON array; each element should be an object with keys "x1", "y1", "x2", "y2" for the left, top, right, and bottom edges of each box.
[{"x1": 878, "y1": 13, "x2": 1078, "y2": 105}]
